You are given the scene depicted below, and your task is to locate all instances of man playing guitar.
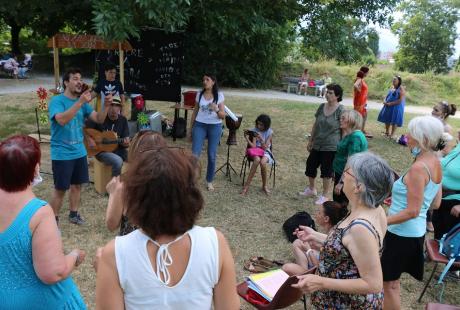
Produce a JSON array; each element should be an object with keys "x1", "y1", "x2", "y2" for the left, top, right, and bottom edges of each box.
[{"x1": 85, "y1": 96, "x2": 129, "y2": 177}]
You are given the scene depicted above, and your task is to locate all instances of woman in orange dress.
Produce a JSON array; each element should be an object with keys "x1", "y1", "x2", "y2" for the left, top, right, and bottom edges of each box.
[{"x1": 353, "y1": 66, "x2": 371, "y2": 138}]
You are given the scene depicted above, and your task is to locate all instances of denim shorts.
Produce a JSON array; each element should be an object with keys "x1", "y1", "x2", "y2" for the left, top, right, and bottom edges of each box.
[{"x1": 52, "y1": 156, "x2": 89, "y2": 190}]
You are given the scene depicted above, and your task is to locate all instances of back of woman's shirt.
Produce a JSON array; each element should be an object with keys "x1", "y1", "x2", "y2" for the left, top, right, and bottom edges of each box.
[
  {"x1": 0, "y1": 198, "x2": 86, "y2": 309},
  {"x1": 115, "y1": 226, "x2": 219, "y2": 310}
]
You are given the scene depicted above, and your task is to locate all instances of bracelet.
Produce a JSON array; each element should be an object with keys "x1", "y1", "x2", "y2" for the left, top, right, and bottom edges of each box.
[{"x1": 306, "y1": 249, "x2": 314, "y2": 257}]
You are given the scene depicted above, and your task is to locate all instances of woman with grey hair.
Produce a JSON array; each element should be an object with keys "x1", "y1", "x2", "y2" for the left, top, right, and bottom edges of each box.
[
  {"x1": 293, "y1": 152, "x2": 394, "y2": 308},
  {"x1": 382, "y1": 115, "x2": 444, "y2": 310},
  {"x1": 332, "y1": 110, "x2": 368, "y2": 207}
]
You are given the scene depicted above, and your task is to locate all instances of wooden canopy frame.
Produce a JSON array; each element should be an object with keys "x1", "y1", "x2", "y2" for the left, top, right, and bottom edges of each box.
[{"x1": 47, "y1": 33, "x2": 133, "y2": 89}]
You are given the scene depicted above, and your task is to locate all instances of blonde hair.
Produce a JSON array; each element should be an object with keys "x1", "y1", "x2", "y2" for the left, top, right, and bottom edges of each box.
[
  {"x1": 341, "y1": 110, "x2": 363, "y2": 131},
  {"x1": 128, "y1": 131, "x2": 167, "y2": 162}
]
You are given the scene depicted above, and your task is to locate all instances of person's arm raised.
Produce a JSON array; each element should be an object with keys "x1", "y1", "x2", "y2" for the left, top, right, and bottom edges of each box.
[
  {"x1": 213, "y1": 230, "x2": 240, "y2": 310},
  {"x1": 54, "y1": 91, "x2": 91, "y2": 126},
  {"x1": 105, "y1": 177, "x2": 124, "y2": 232},
  {"x1": 31, "y1": 205, "x2": 85, "y2": 284}
]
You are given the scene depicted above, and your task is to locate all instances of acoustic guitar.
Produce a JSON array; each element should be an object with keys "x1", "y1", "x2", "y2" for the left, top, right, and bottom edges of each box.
[{"x1": 84, "y1": 128, "x2": 125, "y2": 157}]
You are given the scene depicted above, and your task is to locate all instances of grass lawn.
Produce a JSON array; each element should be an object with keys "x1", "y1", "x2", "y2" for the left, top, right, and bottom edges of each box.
[{"x1": 1, "y1": 92, "x2": 459, "y2": 309}]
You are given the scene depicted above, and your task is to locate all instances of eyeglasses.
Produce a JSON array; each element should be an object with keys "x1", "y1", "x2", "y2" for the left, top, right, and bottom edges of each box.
[{"x1": 344, "y1": 168, "x2": 357, "y2": 181}]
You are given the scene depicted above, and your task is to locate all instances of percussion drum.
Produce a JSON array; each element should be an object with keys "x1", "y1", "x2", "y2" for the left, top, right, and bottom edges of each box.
[{"x1": 225, "y1": 114, "x2": 243, "y2": 145}]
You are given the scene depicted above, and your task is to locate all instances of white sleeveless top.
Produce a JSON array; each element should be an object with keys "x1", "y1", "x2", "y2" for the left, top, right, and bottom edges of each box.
[{"x1": 115, "y1": 226, "x2": 219, "y2": 310}]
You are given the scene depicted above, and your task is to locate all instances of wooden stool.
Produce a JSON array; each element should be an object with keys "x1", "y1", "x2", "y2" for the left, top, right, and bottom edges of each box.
[{"x1": 93, "y1": 158, "x2": 112, "y2": 194}]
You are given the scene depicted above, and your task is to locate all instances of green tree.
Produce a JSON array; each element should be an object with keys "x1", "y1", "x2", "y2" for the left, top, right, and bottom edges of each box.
[
  {"x1": 0, "y1": 0, "x2": 92, "y2": 54},
  {"x1": 301, "y1": 18, "x2": 380, "y2": 64},
  {"x1": 393, "y1": 0, "x2": 458, "y2": 73}
]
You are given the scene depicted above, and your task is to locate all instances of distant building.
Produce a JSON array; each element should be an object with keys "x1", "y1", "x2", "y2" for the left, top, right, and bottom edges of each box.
[{"x1": 379, "y1": 51, "x2": 395, "y2": 63}]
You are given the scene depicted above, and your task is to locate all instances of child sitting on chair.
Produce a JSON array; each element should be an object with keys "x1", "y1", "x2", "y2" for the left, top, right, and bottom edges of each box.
[
  {"x1": 282, "y1": 201, "x2": 347, "y2": 275},
  {"x1": 241, "y1": 114, "x2": 273, "y2": 195}
]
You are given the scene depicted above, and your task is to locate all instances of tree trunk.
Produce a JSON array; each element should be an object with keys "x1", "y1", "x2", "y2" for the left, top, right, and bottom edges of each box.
[{"x1": 10, "y1": 21, "x2": 22, "y2": 55}]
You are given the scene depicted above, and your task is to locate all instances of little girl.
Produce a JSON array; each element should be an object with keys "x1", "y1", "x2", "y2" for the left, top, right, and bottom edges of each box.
[{"x1": 241, "y1": 114, "x2": 274, "y2": 195}]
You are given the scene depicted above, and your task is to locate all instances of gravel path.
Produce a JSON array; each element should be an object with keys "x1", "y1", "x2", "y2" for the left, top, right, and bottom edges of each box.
[{"x1": 1, "y1": 74, "x2": 455, "y2": 118}]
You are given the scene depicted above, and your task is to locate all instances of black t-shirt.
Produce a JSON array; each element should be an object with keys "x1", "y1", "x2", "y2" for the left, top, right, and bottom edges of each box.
[
  {"x1": 94, "y1": 79, "x2": 125, "y2": 97},
  {"x1": 86, "y1": 115, "x2": 129, "y2": 160}
]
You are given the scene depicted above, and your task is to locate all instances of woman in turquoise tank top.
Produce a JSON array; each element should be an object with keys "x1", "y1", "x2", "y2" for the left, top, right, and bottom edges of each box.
[
  {"x1": 381, "y1": 116, "x2": 445, "y2": 310},
  {"x1": 0, "y1": 135, "x2": 86, "y2": 309}
]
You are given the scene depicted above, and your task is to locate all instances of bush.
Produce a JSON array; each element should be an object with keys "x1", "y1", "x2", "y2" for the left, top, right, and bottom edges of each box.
[{"x1": 279, "y1": 60, "x2": 460, "y2": 106}]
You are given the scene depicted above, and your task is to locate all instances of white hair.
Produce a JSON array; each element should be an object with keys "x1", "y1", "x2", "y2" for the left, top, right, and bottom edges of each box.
[{"x1": 408, "y1": 116, "x2": 445, "y2": 151}]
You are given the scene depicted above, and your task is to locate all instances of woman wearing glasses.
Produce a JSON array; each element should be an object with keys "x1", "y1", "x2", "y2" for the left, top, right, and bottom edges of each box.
[
  {"x1": 377, "y1": 76, "x2": 405, "y2": 139},
  {"x1": 381, "y1": 116, "x2": 444, "y2": 310},
  {"x1": 95, "y1": 144, "x2": 239, "y2": 310},
  {"x1": 293, "y1": 152, "x2": 394, "y2": 309}
]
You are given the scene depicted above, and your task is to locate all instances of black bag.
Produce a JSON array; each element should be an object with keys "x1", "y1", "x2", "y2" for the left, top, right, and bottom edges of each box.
[
  {"x1": 173, "y1": 117, "x2": 187, "y2": 138},
  {"x1": 282, "y1": 211, "x2": 316, "y2": 243}
]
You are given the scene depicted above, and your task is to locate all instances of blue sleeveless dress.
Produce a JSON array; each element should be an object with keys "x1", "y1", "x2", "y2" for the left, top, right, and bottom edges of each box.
[
  {"x1": 377, "y1": 87, "x2": 405, "y2": 126},
  {"x1": 0, "y1": 198, "x2": 86, "y2": 309}
]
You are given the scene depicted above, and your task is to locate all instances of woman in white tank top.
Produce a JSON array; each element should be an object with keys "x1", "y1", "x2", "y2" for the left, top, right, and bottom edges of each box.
[{"x1": 95, "y1": 146, "x2": 240, "y2": 310}]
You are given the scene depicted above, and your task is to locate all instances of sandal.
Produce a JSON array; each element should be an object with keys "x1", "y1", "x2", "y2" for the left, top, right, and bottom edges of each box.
[
  {"x1": 262, "y1": 187, "x2": 271, "y2": 195},
  {"x1": 244, "y1": 261, "x2": 269, "y2": 273},
  {"x1": 207, "y1": 183, "x2": 214, "y2": 191},
  {"x1": 240, "y1": 186, "x2": 249, "y2": 196},
  {"x1": 250, "y1": 256, "x2": 284, "y2": 268}
]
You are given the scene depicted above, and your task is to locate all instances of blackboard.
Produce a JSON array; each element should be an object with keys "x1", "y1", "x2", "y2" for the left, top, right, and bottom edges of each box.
[{"x1": 96, "y1": 29, "x2": 184, "y2": 102}]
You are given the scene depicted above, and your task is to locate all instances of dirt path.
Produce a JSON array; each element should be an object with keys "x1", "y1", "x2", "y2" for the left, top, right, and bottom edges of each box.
[{"x1": 1, "y1": 74, "x2": 455, "y2": 118}]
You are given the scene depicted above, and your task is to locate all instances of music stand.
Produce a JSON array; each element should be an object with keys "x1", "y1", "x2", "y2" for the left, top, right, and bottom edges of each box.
[
  {"x1": 215, "y1": 115, "x2": 242, "y2": 182},
  {"x1": 215, "y1": 141, "x2": 238, "y2": 181}
]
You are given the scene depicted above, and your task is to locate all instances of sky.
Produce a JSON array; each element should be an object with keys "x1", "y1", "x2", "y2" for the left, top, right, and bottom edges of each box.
[{"x1": 376, "y1": 21, "x2": 460, "y2": 58}]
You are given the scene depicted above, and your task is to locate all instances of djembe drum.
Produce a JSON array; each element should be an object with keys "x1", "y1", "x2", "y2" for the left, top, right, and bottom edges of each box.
[{"x1": 225, "y1": 114, "x2": 243, "y2": 145}]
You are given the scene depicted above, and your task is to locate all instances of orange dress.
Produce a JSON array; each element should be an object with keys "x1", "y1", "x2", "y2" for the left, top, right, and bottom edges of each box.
[{"x1": 353, "y1": 79, "x2": 368, "y2": 117}]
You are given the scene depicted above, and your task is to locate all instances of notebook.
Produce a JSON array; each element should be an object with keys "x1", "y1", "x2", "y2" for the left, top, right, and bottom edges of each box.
[{"x1": 246, "y1": 269, "x2": 289, "y2": 302}]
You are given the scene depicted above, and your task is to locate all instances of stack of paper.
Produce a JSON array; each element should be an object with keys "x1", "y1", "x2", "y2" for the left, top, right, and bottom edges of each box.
[{"x1": 245, "y1": 269, "x2": 289, "y2": 302}]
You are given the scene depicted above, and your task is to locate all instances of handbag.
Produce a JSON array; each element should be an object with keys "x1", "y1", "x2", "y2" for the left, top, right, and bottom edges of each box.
[{"x1": 246, "y1": 147, "x2": 265, "y2": 157}]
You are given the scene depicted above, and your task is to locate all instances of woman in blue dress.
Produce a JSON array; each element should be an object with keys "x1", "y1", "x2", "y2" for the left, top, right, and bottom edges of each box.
[
  {"x1": 377, "y1": 76, "x2": 405, "y2": 139},
  {"x1": 0, "y1": 135, "x2": 86, "y2": 309}
]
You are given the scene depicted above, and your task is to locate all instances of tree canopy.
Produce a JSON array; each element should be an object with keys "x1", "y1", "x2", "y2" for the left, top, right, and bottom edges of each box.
[
  {"x1": 393, "y1": 0, "x2": 459, "y2": 74},
  {"x1": 0, "y1": 0, "x2": 399, "y2": 86}
]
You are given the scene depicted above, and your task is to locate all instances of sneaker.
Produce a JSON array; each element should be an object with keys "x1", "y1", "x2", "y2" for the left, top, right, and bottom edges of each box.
[
  {"x1": 315, "y1": 195, "x2": 328, "y2": 205},
  {"x1": 299, "y1": 187, "x2": 317, "y2": 197},
  {"x1": 69, "y1": 212, "x2": 85, "y2": 225}
]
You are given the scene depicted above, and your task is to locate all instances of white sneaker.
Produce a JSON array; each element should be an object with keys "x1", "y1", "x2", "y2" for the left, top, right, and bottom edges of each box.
[
  {"x1": 299, "y1": 187, "x2": 317, "y2": 197},
  {"x1": 315, "y1": 195, "x2": 328, "y2": 205}
]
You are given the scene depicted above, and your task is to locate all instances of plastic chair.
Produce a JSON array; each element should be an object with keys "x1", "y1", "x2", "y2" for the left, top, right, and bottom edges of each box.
[
  {"x1": 240, "y1": 144, "x2": 276, "y2": 188},
  {"x1": 418, "y1": 239, "x2": 460, "y2": 303},
  {"x1": 237, "y1": 267, "x2": 316, "y2": 310}
]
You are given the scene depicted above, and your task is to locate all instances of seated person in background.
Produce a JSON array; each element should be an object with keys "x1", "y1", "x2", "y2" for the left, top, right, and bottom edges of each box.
[
  {"x1": 85, "y1": 97, "x2": 129, "y2": 177},
  {"x1": 105, "y1": 131, "x2": 167, "y2": 236},
  {"x1": 3, "y1": 54, "x2": 20, "y2": 78},
  {"x1": 298, "y1": 68, "x2": 310, "y2": 94},
  {"x1": 282, "y1": 201, "x2": 347, "y2": 275},
  {"x1": 95, "y1": 141, "x2": 240, "y2": 309},
  {"x1": 91, "y1": 62, "x2": 125, "y2": 110},
  {"x1": 316, "y1": 72, "x2": 332, "y2": 98},
  {"x1": 18, "y1": 53, "x2": 32, "y2": 78}
]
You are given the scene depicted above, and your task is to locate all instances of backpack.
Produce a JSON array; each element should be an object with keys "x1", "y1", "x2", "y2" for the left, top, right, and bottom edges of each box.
[
  {"x1": 173, "y1": 117, "x2": 187, "y2": 138},
  {"x1": 437, "y1": 222, "x2": 460, "y2": 284},
  {"x1": 282, "y1": 211, "x2": 316, "y2": 243}
]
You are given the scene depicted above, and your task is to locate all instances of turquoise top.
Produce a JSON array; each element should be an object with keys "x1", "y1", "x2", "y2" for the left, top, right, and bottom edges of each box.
[
  {"x1": 0, "y1": 198, "x2": 86, "y2": 309},
  {"x1": 441, "y1": 143, "x2": 460, "y2": 200},
  {"x1": 332, "y1": 130, "x2": 368, "y2": 175},
  {"x1": 49, "y1": 94, "x2": 93, "y2": 160},
  {"x1": 388, "y1": 165, "x2": 440, "y2": 238}
]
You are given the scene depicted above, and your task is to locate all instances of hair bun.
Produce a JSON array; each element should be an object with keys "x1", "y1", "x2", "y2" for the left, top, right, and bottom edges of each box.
[
  {"x1": 436, "y1": 132, "x2": 452, "y2": 151},
  {"x1": 449, "y1": 104, "x2": 457, "y2": 116}
]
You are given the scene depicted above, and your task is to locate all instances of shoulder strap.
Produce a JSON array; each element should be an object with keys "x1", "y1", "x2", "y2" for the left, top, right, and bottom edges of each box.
[
  {"x1": 198, "y1": 90, "x2": 204, "y2": 105},
  {"x1": 419, "y1": 161, "x2": 432, "y2": 181},
  {"x1": 343, "y1": 218, "x2": 382, "y2": 249}
]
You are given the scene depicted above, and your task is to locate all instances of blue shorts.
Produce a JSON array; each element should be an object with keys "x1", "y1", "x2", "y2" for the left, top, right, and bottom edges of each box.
[{"x1": 52, "y1": 156, "x2": 89, "y2": 191}]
